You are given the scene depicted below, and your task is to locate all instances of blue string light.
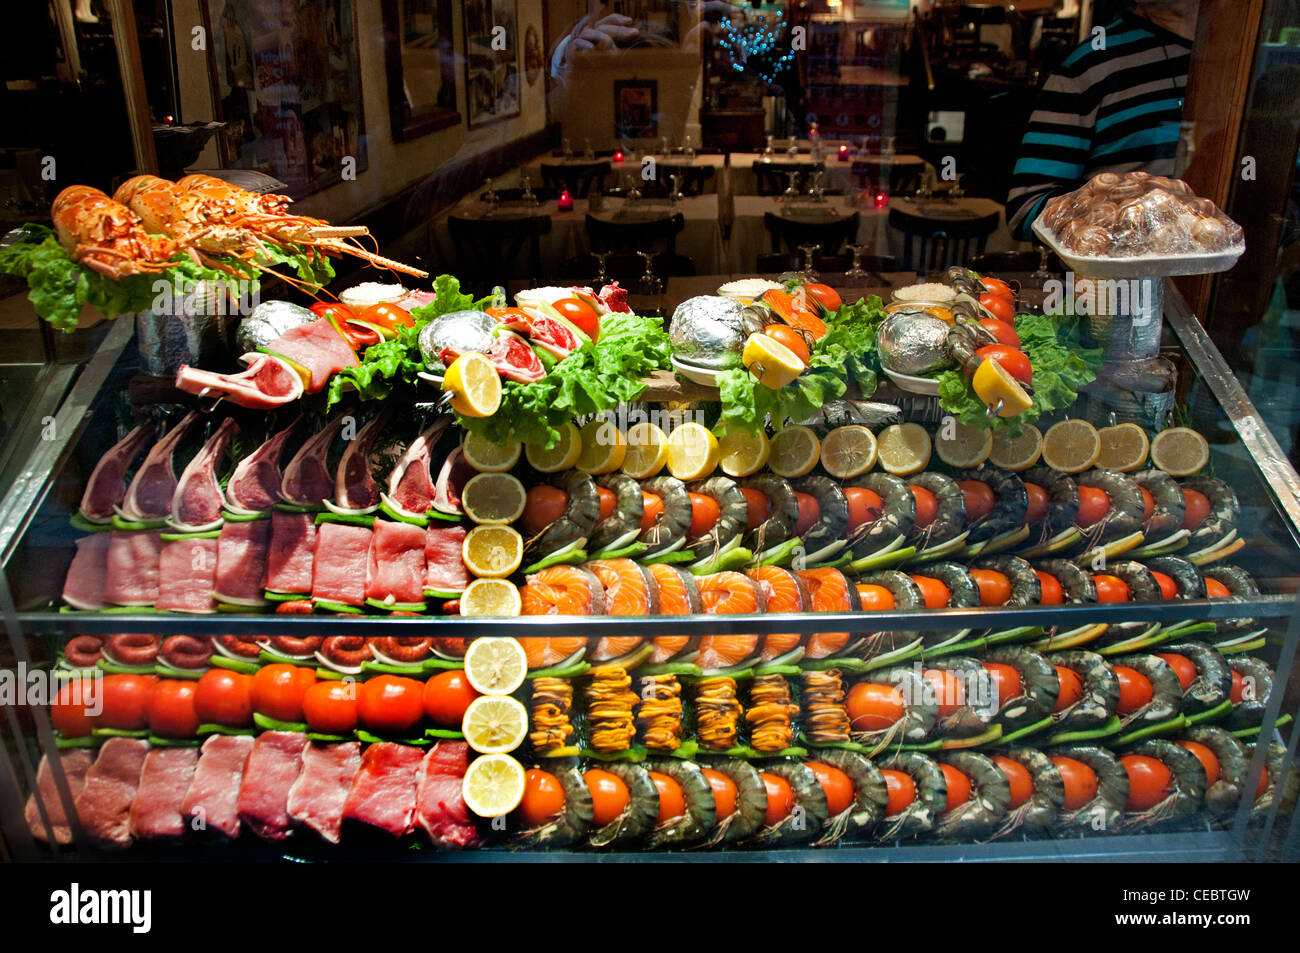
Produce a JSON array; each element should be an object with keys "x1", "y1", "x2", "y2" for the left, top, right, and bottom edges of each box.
[{"x1": 719, "y1": 11, "x2": 796, "y2": 85}]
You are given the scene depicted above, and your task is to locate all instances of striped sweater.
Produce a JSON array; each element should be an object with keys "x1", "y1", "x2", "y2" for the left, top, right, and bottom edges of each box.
[{"x1": 1006, "y1": 14, "x2": 1191, "y2": 240}]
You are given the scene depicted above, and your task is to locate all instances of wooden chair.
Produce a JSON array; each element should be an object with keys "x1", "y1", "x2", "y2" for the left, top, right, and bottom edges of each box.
[
  {"x1": 751, "y1": 159, "x2": 824, "y2": 196},
  {"x1": 888, "y1": 207, "x2": 999, "y2": 275},
  {"x1": 586, "y1": 212, "x2": 685, "y2": 255},
  {"x1": 446, "y1": 214, "x2": 552, "y2": 296},
  {"x1": 540, "y1": 160, "x2": 612, "y2": 198},
  {"x1": 763, "y1": 211, "x2": 861, "y2": 256}
]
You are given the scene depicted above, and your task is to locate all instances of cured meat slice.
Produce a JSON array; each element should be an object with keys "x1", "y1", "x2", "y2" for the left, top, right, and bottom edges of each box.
[
  {"x1": 175, "y1": 355, "x2": 304, "y2": 409},
  {"x1": 73, "y1": 737, "x2": 149, "y2": 850},
  {"x1": 264, "y1": 511, "x2": 317, "y2": 594},
  {"x1": 182, "y1": 734, "x2": 253, "y2": 839},
  {"x1": 129, "y1": 746, "x2": 199, "y2": 841},
  {"x1": 79, "y1": 423, "x2": 155, "y2": 523},
  {"x1": 311, "y1": 522, "x2": 373, "y2": 607},
  {"x1": 120, "y1": 411, "x2": 197, "y2": 522},
  {"x1": 335, "y1": 409, "x2": 391, "y2": 510},
  {"x1": 226, "y1": 417, "x2": 300, "y2": 512},
  {"x1": 62, "y1": 533, "x2": 111, "y2": 610},
  {"x1": 424, "y1": 524, "x2": 469, "y2": 595},
  {"x1": 214, "y1": 519, "x2": 272, "y2": 606},
  {"x1": 366, "y1": 519, "x2": 427, "y2": 606},
  {"x1": 395, "y1": 289, "x2": 435, "y2": 311},
  {"x1": 281, "y1": 416, "x2": 345, "y2": 506},
  {"x1": 155, "y1": 536, "x2": 218, "y2": 613},
  {"x1": 384, "y1": 418, "x2": 450, "y2": 514},
  {"x1": 432, "y1": 444, "x2": 473, "y2": 515},
  {"x1": 342, "y1": 742, "x2": 424, "y2": 837},
  {"x1": 415, "y1": 741, "x2": 479, "y2": 849},
  {"x1": 102, "y1": 530, "x2": 163, "y2": 606},
  {"x1": 263, "y1": 318, "x2": 358, "y2": 393},
  {"x1": 236, "y1": 731, "x2": 306, "y2": 841},
  {"x1": 25, "y1": 749, "x2": 92, "y2": 845},
  {"x1": 286, "y1": 741, "x2": 361, "y2": 844}
]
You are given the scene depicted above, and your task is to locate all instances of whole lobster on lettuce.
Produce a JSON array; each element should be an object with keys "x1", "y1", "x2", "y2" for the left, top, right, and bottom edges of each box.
[{"x1": 50, "y1": 185, "x2": 180, "y2": 280}]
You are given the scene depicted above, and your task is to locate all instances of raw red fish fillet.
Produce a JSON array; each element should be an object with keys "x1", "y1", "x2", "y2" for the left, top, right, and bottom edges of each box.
[
  {"x1": 62, "y1": 533, "x2": 111, "y2": 610},
  {"x1": 280, "y1": 416, "x2": 344, "y2": 506},
  {"x1": 312, "y1": 522, "x2": 373, "y2": 607},
  {"x1": 215, "y1": 518, "x2": 272, "y2": 606},
  {"x1": 264, "y1": 318, "x2": 357, "y2": 393},
  {"x1": 236, "y1": 731, "x2": 306, "y2": 841},
  {"x1": 182, "y1": 734, "x2": 253, "y2": 839},
  {"x1": 335, "y1": 409, "x2": 391, "y2": 510},
  {"x1": 424, "y1": 524, "x2": 469, "y2": 595},
  {"x1": 129, "y1": 746, "x2": 199, "y2": 841},
  {"x1": 226, "y1": 417, "x2": 300, "y2": 512},
  {"x1": 102, "y1": 530, "x2": 163, "y2": 606},
  {"x1": 264, "y1": 511, "x2": 316, "y2": 593},
  {"x1": 155, "y1": 536, "x2": 218, "y2": 613},
  {"x1": 415, "y1": 741, "x2": 479, "y2": 849},
  {"x1": 175, "y1": 355, "x2": 303, "y2": 409},
  {"x1": 287, "y1": 741, "x2": 361, "y2": 845},
  {"x1": 342, "y1": 742, "x2": 424, "y2": 837},
  {"x1": 73, "y1": 737, "x2": 149, "y2": 850},
  {"x1": 120, "y1": 411, "x2": 196, "y2": 521},
  {"x1": 26, "y1": 749, "x2": 92, "y2": 845},
  {"x1": 366, "y1": 519, "x2": 427, "y2": 606},
  {"x1": 79, "y1": 423, "x2": 154, "y2": 522},
  {"x1": 386, "y1": 418, "x2": 450, "y2": 513}
]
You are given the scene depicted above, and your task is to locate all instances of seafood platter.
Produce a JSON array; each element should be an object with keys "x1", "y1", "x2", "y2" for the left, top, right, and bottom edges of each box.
[{"x1": 2, "y1": 182, "x2": 1298, "y2": 861}]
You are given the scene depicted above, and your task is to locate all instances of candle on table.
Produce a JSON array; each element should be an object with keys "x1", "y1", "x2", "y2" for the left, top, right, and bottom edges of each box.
[{"x1": 558, "y1": 189, "x2": 574, "y2": 211}]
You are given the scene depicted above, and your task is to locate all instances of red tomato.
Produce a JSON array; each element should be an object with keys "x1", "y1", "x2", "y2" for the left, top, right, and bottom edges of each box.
[
  {"x1": 740, "y1": 487, "x2": 770, "y2": 534},
  {"x1": 194, "y1": 669, "x2": 254, "y2": 728},
  {"x1": 976, "y1": 345, "x2": 1032, "y2": 385},
  {"x1": 909, "y1": 484, "x2": 939, "y2": 527},
  {"x1": 1151, "y1": 570, "x2": 1178, "y2": 600},
  {"x1": 519, "y1": 769, "x2": 566, "y2": 826},
  {"x1": 1121, "y1": 754, "x2": 1173, "y2": 811},
  {"x1": 909, "y1": 574, "x2": 951, "y2": 609},
  {"x1": 1053, "y1": 666, "x2": 1084, "y2": 713},
  {"x1": 1093, "y1": 573, "x2": 1130, "y2": 602},
  {"x1": 803, "y1": 283, "x2": 843, "y2": 313},
  {"x1": 147, "y1": 680, "x2": 200, "y2": 738},
  {"x1": 1178, "y1": 740, "x2": 1220, "y2": 786},
  {"x1": 358, "y1": 675, "x2": 425, "y2": 734},
  {"x1": 1256, "y1": 767, "x2": 1270, "y2": 800},
  {"x1": 597, "y1": 486, "x2": 616, "y2": 523},
  {"x1": 688, "y1": 491, "x2": 721, "y2": 539},
  {"x1": 251, "y1": 664, "x2": 316, "y2": 723},
  {"x1": 1230, "y1": 669, "x2": 1246, "y2": 703},
  {"x1": 1205, "y1": 578, "x2": 1231, "y2": 599},
  {"x1": 957, "y1": 480, "x2": 995, "y2": 522},
  {"x1": 584, "y1": 769, "x2": 630, "y2": 826},
  {"x1": 423, "y1": 670, "x2": 479, "y2": 727},
  {"x1": 98, "y1": 674, "x2": 157, "y2": 730},
  {"x1": 923, "y1": 668, "x2": 965, "y2": 717},
  {"x1": 552, "y1": 297, "x2": 601, "y2": 341},
  {"x1": 759, "y1": 771, "x2": 795, "y2": 825},
  {"x1": 940, "y1": 763, "x2": 972, "y2": 812},
  {"x1": 302, "y1": 680, "x2": 359, "y2": 734},
  {"x1": 1181, "y1": 489, "x2": 1211, "y2": 530},
  {"x1": 844, "y1": 486, "x2": 885, "y2": 531},
  {"x1": 855, "y1": 583, "x2": 896, "y2": 611},
  {"x1": 701, "y1": 767, "x2": 738, "y2": 819},
  {"x1": 992, "y1": 755, "x2": 1035, "y2": 808},
  {"x1": 1157, "y1": 653, "x2": 1197, "y2": 692},
  {"x1": 983, "y1": 662, "x2": 1022, "y2": 708},
  {"x1": 981, "y1": 277, "x2": 1014, "y2": 301},
  {"x1": 846, "y1": 682, "x2": 905, "y2": 731},
  {"x1": 807, "y1": 761, "x2": 855, "y2": 816},
  {"x1": 881, "y1": 769, "x2": 916, "y2": 815},
  {"x1": 1023, "y1": 482, "x2": 1049, "y2": 524},
  {"x1": 358, "y1": 302, "x2": 413, "y2": 331},
  {"x1": 309, "y1": 301, "x2": 356, "y2": 322},
  {"x1": 639, "y1": 492, "x2": 665, "y2": 532},
  {"x1": 1076, "y1": 486, "x2": 1111, "y2": 528},
  {"x1": 1037, "y1": 570, "x2": 1064, "y2": 605},
  {"x1": 649, "y1": 770, "x2": 686, "y2": 824},
  {"x1": 763, "y1": 324, "x2": 810, "y2": 365},
  {"x1": 971, "y1": 568, "x2": 1012, "y2": 606},
  {"x1": 1051, "y1": 756, "x2": 1099, "y2": 810},
  {"x1": 1113, "y1": 665, "x2": 1155, "y2": 715},
  {"x1": 979, "y1": 316, "x2": 1020, "y2": 347},
  {"x1": 794, "y1": 491, "x2": 821, "y2": 536},
  {"x1": 522, "y1": 485, "x2": 569, "y2": 537},
  {"x1": 51, "y1": 679, "x2": 97, "y2": 737},
  {"x1": 1139, "y1": 486, "x2": 1154, "y2": 523},
  {"x1": 979, "y1": 293, "x2": 1015, "y2": 323}
]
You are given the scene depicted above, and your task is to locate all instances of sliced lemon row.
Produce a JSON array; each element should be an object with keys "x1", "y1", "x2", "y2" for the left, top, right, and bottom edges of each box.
[
  {"x1": 462, "y1": 753, "x2": 526, "y2": 818},
  {"x1": 621, "y1": 422, "x2": 670, "y2": 479},
  {"x1": 667, "y1": 422, "x2": 720, "y2": 480},
  {"x1": 769, "y1": 424, "x2": 821, "y2": 478},
  {"x1": 525, "y1": 421, "x2": 582, "y2": 473}
]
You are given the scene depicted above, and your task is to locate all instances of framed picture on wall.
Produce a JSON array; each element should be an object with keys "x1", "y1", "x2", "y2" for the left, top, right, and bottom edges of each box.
[
  {"x1": 614, "y1": 79, "x2": 658, "y2": 139},
  {"x1": 463, "y1": 0, "x2": 521, "y2": 128},
  {"x1": 199, "y1": 0, "x2": 368, "y2": 198},
  {"x1": 382, "y1": 0, "x2": 461, "y2": 141}
]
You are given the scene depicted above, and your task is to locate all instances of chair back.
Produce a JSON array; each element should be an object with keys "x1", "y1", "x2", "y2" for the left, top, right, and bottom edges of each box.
[
  {"x1": 756, "y1": 252, "x2": 897, "y2": 274},
  {"x1": 650, "y1": 162, "x2": 715, "y2": 196},
  {"x1": 446, "y1": 214, "x2": 552, "y2": 296},
  {"x1": 558, "y1": 252, "x2": 696, "y2": 285},
  {"x1": 540, "y1": 160, "x2": 612, "y2": 198},
  {"x1": 586, "y1": 212, "x2": 685, "y2": 255},
  {"x1": 751, "y1": 159, "x2": 824, "y2": 196},
  {"x1": 888, "y1": 208, "x2": 999, "y2": 274},
  {"x1": 763, "y1": 211, "x2": 861, "y2": 256}
]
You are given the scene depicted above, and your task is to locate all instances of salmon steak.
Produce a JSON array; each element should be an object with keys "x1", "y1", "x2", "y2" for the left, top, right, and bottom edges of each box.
[
  {"x1": 746, "y1": 566, "x2": 809, "y2": 660},
  {"x1": 695, "y1": 571, "x2": 766, "y2": 671},
  {"x1": 795, "y1": 567, "x2": 862, "y2": 658},
  {"x1": 647, "y1": 563, "x2": 702, "y2": 663}
]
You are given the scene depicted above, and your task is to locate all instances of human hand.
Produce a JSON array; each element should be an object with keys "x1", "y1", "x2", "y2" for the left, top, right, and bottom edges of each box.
[{"x1": 568, "y1": 13, "x2": 640, "y2": 53}]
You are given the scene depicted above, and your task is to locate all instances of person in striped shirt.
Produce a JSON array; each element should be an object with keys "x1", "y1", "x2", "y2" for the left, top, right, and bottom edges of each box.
[{"x1": 1006, "y1": 0, "x2": 1199, "y2": 240}]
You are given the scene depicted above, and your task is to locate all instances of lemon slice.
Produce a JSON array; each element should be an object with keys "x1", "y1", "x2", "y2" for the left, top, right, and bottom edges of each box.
[
  {"x1": 934, "y1": 419, "x2": 993, "y2": 468},
  {"x1": 461, "y1": 472, "x2": 527, "y2": 525},
  {"x1": 525, "y1": 421, "x2": 582, "y2": 473},
  {"x1": 1096, "y1": 423, "x2": 1150, "y2": 472},
  {"x1": 462, "y1": 433, "x2": 521, "y2": 473},
  {"x1": 462, "y1": 695, "x2": 529, "y2": 754},
  {"x1": 667, "y1": 422, "x2": 720, "y2": 480},
  {"x1": 459, "y1": 578, "x2": 522, "y2": 617},
  {"x1": 462, "y1": 525, "x2": 524, "y2": 578},
  {"x1": 718, "y1": 428, "x2": 771, "y2": 477},
  {"x1": 875, "y1": 422, "x2": 931, "y2": 476},
  {"x1": 1041, "y1": 419, "x2": 1101, "y2": 474},
  {"x1": 769, "y1": 424, "x2": 821, "y2": 478},
  {"x1": 463, "y1": 636, "x2": 528, "y2": 694},
  {"x1": 742, "y1": 333, "x2": 806, "y2": 389},
  {"x1": 989, "y1": 424, "x2": 1043, "y2": 471},
  {"x1": 971, "y1": 358, "x2": 1033, "y2": 418},
  {"x1": 820, "y1": 425, "x2": 878, "y2": 479},
  {"x1": 462, "y1": 753, "x2": 527, "y2": 817},
  {"x1": 1149, "y1": 427, "x2": 1210, "y2": 477},
  {"x1": 576, "y1": 418, "x2": 627, "y2": 475},
  {"x1": 621, "y1": 422, "x2": 670, "y2": 479},
  {"x1": 444, "y1": 352, "x2": 502, "y2": 418}
]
